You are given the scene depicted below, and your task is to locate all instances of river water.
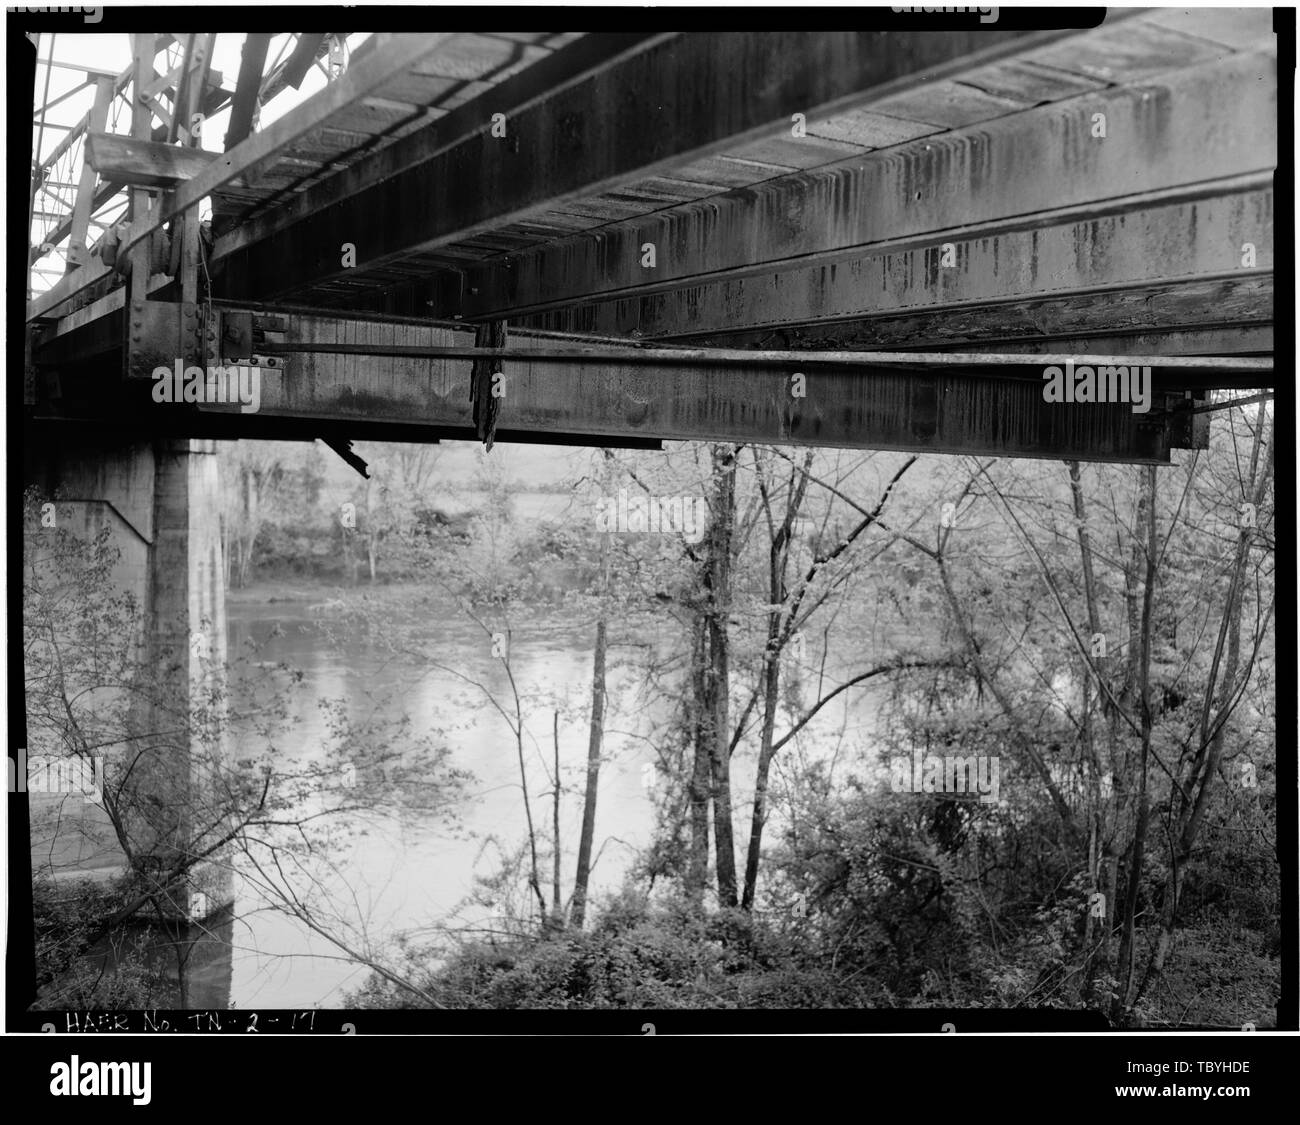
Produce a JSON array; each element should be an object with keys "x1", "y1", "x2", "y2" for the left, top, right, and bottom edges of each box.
[
  {"x1": 225, "y1": 593, "x2": 674, "y2": 1007},
  {"x1": 224, "y1": 588, "x2": 885, "y2": 1008}
]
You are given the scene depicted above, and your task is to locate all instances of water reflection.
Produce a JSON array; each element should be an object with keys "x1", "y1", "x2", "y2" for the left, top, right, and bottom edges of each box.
[
  {"x1": 226, "y1": 598, "x2": 662, "y2": 1008},
  {"x1": 223, "y1": 590, "x2": 885, "y2": 1008}
]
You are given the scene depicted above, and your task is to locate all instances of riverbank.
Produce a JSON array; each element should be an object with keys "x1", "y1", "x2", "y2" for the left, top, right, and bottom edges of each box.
[
  {"x1": 226, "y1": 579, "x2": 342, "y2": 606},
  {"x1": 225, "y1": 576, "x2": 629, "y2": 648}
]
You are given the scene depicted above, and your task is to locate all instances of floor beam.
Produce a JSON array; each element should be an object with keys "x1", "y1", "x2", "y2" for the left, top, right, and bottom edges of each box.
[
  {"x1": 519, "y1": 180, "x2": 1274, "y2": 341},
  {"x1": 211, "y1": 26, "x2": 1094, "y2": 302},
  {"x1": 458, "y1": 51, "x2": 1276, "y2": 322},
  {"x1": 33, "y1": 303, "x2": 1274, "y2": 462}
]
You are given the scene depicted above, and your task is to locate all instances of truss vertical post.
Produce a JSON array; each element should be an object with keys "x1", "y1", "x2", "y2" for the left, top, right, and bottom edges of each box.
[
  {"x1": 127, "y1": 33, "x2": 157, "y2": 309},
  {"x1": 65, "y1": 76, "x2": 115, "y2": 274},
  {"x1": 177, "y1": 34, "x2": 215, "y2": 307}
]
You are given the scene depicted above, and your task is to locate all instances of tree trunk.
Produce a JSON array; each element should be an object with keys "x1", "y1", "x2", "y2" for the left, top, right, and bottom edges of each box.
[
  {"x1": 237, "y1": 534, "x2": 253, "y2": 588},
  {"x1": 551, "y1": 710, "x2": 564, "y2": 930},
  {"x1": 1068, "y1": 462, "x2": 1103, "y2": 1000},
  {"x1": 1113, "y1": 465, "x2": 1157, "y2": 1023},
  {"x1": 742, "y1": 519, "x2": 787, "y2": 909},
  {"x1": 704, "y1": 444, "x2": 739, "y2": 907},
  {"x1": 707, "y1": 617, "x2": 738, "y2": 907},
  {"x1": 570, "y1": 617, "x2": 607, "y2": 929},
  {"x1": 741, "y1": 648, "x2": 780, "y2": 910},
  {"x1": 686, "y1": 617, "x2": 712, "y2": 904},
  {"x1": 1131, "y1": 412, "x2": 1274, "y2": 1016},
  {"x1": 239, "y1": 466, "x2": 259, "y2": 587},
  {"x1": 220, "y1": 514, "x2": 232, "y2": 589}
]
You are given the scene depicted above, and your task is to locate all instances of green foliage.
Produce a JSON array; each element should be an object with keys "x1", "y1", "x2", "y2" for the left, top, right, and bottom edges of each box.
[
  {"x1": 347, "y1": 891, "x2": 876, "y2": 1010},
  {"x1": 32, "y1": 876, "x2": 170, "y2": 1009},
  {"x1": 36, "y1": 413, "x2": 1272, "y2": 1017}
]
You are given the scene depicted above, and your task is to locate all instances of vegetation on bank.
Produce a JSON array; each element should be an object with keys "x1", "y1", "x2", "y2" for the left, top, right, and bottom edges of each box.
[
  {"x1": 32, "y1": 876, "x2": 172, "y2": 1009},
  {"x1": 26, "y1": 408, "x2": 1279, "y2": 1024},
  {"x1": 341, "y1": 410, "x2": 1275, "y2": 1025}
]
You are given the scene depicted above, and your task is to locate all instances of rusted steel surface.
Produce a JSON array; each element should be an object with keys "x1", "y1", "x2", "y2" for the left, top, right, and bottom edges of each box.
[
  {"x1": 212, "y1": 33, "x2": 671, "y2": 258},
  {"x1": 27, "y1": 17, "x2": 1276, "y2": 469},
  {"x1": 241, "y1": 337, "x2": 1274, "y2": 383},
  {"x1": 86, "y1": 131, "x2": 222, "y2": 189},
  {"x1": 213, "y1": 27, "x2": 1091, "y2": 302},
  {"x1": 220, "y1": 11, "x2": 1286, "y2": 311},
  {"x1": 36, "y1": 31, "x2": 571, "y2": 320},
  {"x1": 950, "y1": 326, "x2": 1273, "y2": 359},
  {"x1": 214, "y1": 341, "x2": 1189, "y2": 464},
  {"x1": 459, "y1": 51, "x2": 1276, "y2": 321},
  {"x1": 82, "y1": 305, "x2": 1263, "y2": 462},
  {"x1": 518, "y1": 182, "x2": 1274, "y2": 340},
  {"x1": 667, "y1": 277, "x2": 1274, "y2": 356},
  {"x1": 223, "y1": 32, "x2": 273, "y2": 152}
]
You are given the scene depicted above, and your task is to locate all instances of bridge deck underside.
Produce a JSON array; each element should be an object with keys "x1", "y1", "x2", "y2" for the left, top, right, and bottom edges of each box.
[{"x1": 28, "y1": 15, "x2": 1277, "y2": 460}]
